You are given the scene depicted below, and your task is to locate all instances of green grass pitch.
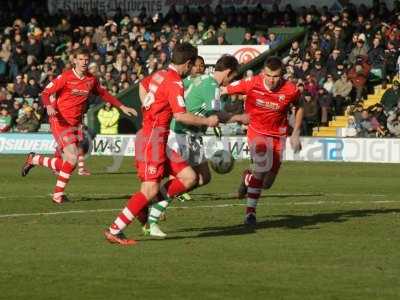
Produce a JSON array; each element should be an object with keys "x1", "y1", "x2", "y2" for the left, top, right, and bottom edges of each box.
[{"x1": 0, "y1": 155, "x2": 399, "y2": 300}]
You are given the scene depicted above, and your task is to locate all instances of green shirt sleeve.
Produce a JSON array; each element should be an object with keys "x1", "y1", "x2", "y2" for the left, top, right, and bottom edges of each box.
[{"x1": 200, "y1": 78, "x2": 221, "y2": 116}]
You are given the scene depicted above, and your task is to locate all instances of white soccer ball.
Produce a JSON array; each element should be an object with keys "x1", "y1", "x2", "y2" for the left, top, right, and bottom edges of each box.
[{"x1": 209, "y1": 149, "x2": 235, "y2": 174}]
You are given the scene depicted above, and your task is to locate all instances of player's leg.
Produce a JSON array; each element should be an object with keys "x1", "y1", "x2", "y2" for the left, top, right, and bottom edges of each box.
[
  {"x1": 77, "y1": 147, "x2": 91, "y2": 176},
  {"x1": 147, "y1": 162, "x2": 208, "y2": 236},
  {"x1": 77, "y1": 130, "x2": 91, "y2": 176},
  {"x1": 21, "y1": 150, "x2": 63, "y2": 177},
  {"x1": 243, "y1": 132, "x2": 271, "y2": 225},
  {"x1": 105, "y1": 180, "x2": 160, "y2": 245},
  {"x1": 193, "y1": 161, "x2": 211, "y2": 187},
  {"x1": 52, "y1": 142, "x2": 79, "y2": 203},
  {"x1": 22, "y1": 117, "x2": 76, "y2": 178},
  {"x1": 244, "y1": 135, "x2": 284, "y2": 225},
  {"x1": 148, "y1": 150, "x2": 196, "y2": 237}
]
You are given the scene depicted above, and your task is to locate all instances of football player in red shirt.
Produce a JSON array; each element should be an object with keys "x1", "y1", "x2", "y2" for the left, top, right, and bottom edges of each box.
[
  {"x1": 221, "y1": 57, "x2": 304, "y2": 226},
  {"x1": 104, "y1": 43, "x2": 219, "y2": 245},
  {"x1": 21, "y1": 48, "x2": 137, "y2": 204}
]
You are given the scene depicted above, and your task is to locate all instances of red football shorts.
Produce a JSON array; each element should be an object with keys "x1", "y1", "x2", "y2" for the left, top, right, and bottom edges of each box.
[
  {"x1": 247, "y1": 127, "x2": 286, "y2": 174},
  {"x1": 135, "y1": 130, "x2": 189, "y2": 182},
  {"x1": 50, "y1": 116, "x2": 83, "y2": 150}
]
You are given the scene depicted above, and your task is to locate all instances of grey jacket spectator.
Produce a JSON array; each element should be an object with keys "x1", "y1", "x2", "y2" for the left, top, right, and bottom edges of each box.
[
  {"x1": 348, "y1": 39, "x2": 369, "y2": 65},
  {"x1": 358, "y1": 110, "x2": 375, "y2": 137},
  {"x1": 387, "y1": 112, "x2": 400, "y2": 137},
  {"x1": 333, "y1": 74, "x2": 353, "y2": 98}
]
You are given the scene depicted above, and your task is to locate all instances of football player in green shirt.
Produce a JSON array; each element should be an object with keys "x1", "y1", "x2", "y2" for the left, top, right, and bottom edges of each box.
[{"x1": 147, "y1": 55, "x2": 249, "y2": 237}]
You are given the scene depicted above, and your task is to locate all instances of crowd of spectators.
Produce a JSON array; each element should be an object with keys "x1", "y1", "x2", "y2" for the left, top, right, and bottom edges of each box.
[{"x1": 0, "y1": 1, "x2": 400, "y2": 137}]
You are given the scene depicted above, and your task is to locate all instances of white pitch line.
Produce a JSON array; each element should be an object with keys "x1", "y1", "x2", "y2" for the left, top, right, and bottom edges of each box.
[{"x1": 0, "y1": 200, "x2": 399, "y2": 219}]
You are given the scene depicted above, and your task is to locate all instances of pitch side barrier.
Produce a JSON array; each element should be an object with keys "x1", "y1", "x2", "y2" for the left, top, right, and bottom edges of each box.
[{"x1": 1, "y1": 133, "x2": 400, "y2": 164}]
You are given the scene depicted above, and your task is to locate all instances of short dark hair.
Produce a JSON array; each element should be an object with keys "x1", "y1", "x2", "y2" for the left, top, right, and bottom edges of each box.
[
  {"x1": 171, "y1": 42, "x2": 198, "y2": 65},
  {"x1": 264, "y1": 56, "x2": 283, "y2": 71},
  {"x1": 195, "y1": 56, "x2": 205, "y2": 64},
  {"x1": 214, "y1": 55, "x2": 239, "y2": 73},
  {"x1": 73, "y1": 47, "x2": 91, "y2": 57}
]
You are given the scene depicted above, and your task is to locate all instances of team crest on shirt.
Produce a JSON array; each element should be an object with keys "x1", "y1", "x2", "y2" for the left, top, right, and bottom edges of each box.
[
  {"x1": 278, "y1": 95, "x2": 286, "y2": 102},
  {"x1": 86, "y1": 81, "x2": 94, "y2": 90},
  {"x1": 147, "y1": 165, "x2": 157, "y2": 175}
]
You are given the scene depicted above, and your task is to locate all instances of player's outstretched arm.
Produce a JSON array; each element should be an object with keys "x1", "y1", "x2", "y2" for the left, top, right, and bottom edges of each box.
[
  {"x1": 119, "y1": 105, "x2": 138, "y2": 117},
  {"x1": 174, "y1": 112, "x2": 219, "y2": 128},
  {"x1": 220, "y1": 78, "x2": 251, "y2": 96},
  {"x1": 94, "y1": 80, "x2": 138, "y2": 117},
  {"x1": 216, "y1": 111, "x2": 249, "y2": 124},
  {"x1": 290, "y1": 107, "x2": 304, "y2": 153}
]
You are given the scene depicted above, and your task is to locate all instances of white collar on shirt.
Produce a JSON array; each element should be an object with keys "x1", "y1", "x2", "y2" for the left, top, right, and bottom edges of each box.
[{"x1": 72, "y1": 68, "x2": 86, "y2": 80}]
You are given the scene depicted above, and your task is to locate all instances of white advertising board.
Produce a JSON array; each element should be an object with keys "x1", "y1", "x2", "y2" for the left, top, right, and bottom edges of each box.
[
  {"x1": 198, "y1": 45, "x2": 269, "y2": 65},
  {"x1": 1, "y1": 134, "x2": 399, "y2": 164}
]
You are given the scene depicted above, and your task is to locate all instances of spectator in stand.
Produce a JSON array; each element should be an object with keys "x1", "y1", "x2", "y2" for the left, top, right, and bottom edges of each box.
[
  {"x1": 333, "y1": 73, "x2": 353, "y2": 115},
  {"x1": 368, "y1": 37, "x2": 386, "y2": 83},
  {"x1": 323, "y1": 74, "x2": 335, "y2": 94},
  {"x1": 381, "y1": 80, "x2": 400, "y2": 112},
  {"x1": 347, "y1": 56, "x2": 370, "y2": 101},
  {"x1": 304, "y1": 74, "x2": 319, "y2": 97},
  {"x1": 345, "y1": 116, "x2": 360, "y2": 137},
  {"x1": 301, "y1": 91, "x2": 319, "y2": 136},
  {"x1": 371, "y1": 103, "x2": 387, "y2": 130},
  {"x1": 0, "y1": 108, "x2": 12, "y2": 132},
  {"x1": 31, "y1": 101, "x2": 43, "y2": 121},
  {"x1": 348, "y1": 36, "x2": 369, "y2": 65},
  {"x1": 294, "y1": 60, "x2": 311, "y2": 80},
  {"x1": 387, "y1": 111, "x2": 400, "y2": 137},
  {"x1": 242, "y1": 31, "x2": 257, "y2": 45},
  {"x1": 384, "y1": 41, "x2": 399, "y2": 80},
  {"x1": 369, "y1": 108, "x2": 387, "y2": 137},
  {"x1": 352, "y1": 103, "x2": 364, "y2": 123},
  {"x1": 326, "y1": 48, "x2": 344, "y2": 75},
  {"x1": 13, "y1": 74, "x2": 26, "y2": 97},
  {"x1": 283, "y1": 40, "x2": 302, "y2": 65},
  {"x1": 267, "y1": 32, "x2": 281, "y2": 49},
  {"x1": 15, "y1": 106, "x2": 39, "y2": 132},
  {"x1": 97, "y1": 102, "x2": 120, "y2": 134},
  {"x1": 25, "y1": 78, "x2": 40, "y2": 98},
  {"x1": 331, "y1": 26, "x2": 346, "y2": 51},
  {"x1": 216, "y1": 33, "x2": 230, "y2": 45},
  {"x1": 309, "y1": 61, "x2": 327, "y2": 86},
  {"x1": 358, "y1": 109, "x2": 376, "y2": 137},
  {"x1": 317, "y1": 87, "x2": 332, "y2": 126}
]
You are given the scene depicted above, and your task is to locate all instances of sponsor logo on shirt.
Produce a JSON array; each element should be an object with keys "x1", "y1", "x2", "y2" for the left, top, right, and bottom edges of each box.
[
  {"x1": 253, "y1": 90, "x2": 264, "y2": 95},
  {"x1": 71, "y1": 89, "x2": 89, "y2": 96},
  {"x1": 255, "y1": 99, "x2": 280, "y2": 110}
]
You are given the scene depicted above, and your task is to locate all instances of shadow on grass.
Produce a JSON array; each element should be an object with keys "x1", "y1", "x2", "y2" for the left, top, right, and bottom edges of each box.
[
  {"x1": 71, "y1": 191, "x2": 322, "y2": 203},
  {"x1": 160, "y1": 208, "x2": 400, "y2": 240},
  {"x1": 73, "y1": 195, "x2": 131, "y2": 202},
  {"x1": 177, "y1": 192, "x2": 323, "y2": 202},
  {"x1": 91, "y1": 171, "x2": 137, "y2": 175}
]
